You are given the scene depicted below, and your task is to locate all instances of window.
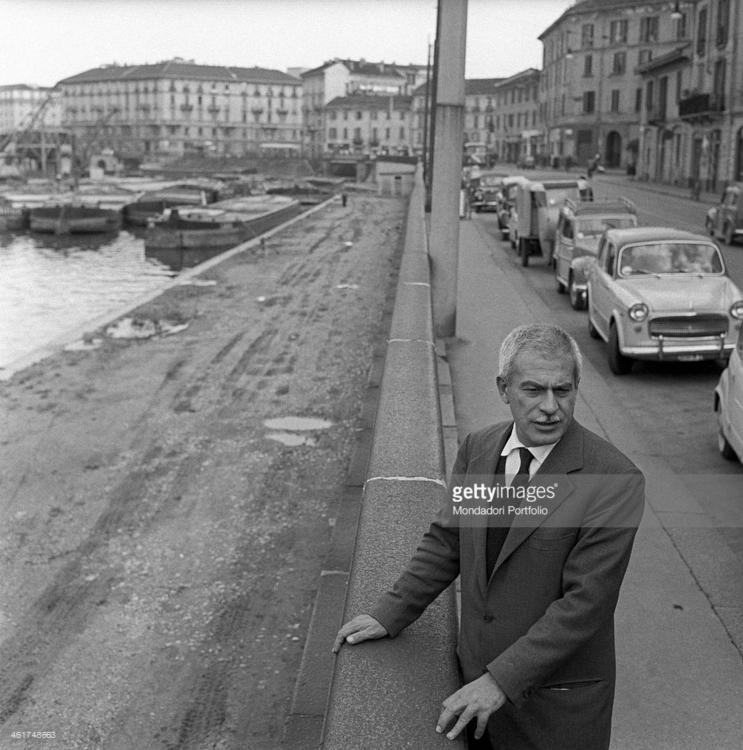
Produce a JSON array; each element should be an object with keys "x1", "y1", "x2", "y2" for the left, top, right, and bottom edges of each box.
[
  {"x1": 713, "y1": 59, "x2": 727, "y2": 106},
  {"x1": 399, "y1": 127, "x2": 405, "y2": 139},
  {"x1": 639, "y1": 49, "x2": 653, "y2": 66},
  {"x1": 581, "y1": 24, "x2": 594, "y2": 48},
  {"x1": 385, "y1": 127, "x2": 390, "y2": 139},
  {"x1": 717, "y1": 0, "x2": 730, "y2": 48},
  {"x1": 328, "y1": 127, "x2": 337, "y2": 139},
  {"x1": 584, "y1": 55, "x2": 593, "y2": 77},
  {"x1": 658, "y1": 77, "x2": 668, "y2": 120},
  {"x1": 612, "y1": 51, "x2": 626, "y2": 75},
  {"x1": 353, "y1": 127, "x2": 361, "y2": 139},
  {"x1": 609, "y1": 19, "x2": 628, "y2": 44},
  {"x1": 583, "y1": 91, "x2": 596, "y2": 114},
  {"x1": 640, "y1": 16, "x2": 659, "y2": 43},
  {"x1": 356, "y1": 111, "x2": 362, "y2": 120},
  {"x1": 329, "y1": 110, "x2": 337, "y2": 120},
  {"x1": 611, "y1": 90, "x2": 620, "y2": 113},
  {"x1": 343, "y1": 128, "x2": 348, "y2": 139},
  {"x1": 676, "y1": 12, "x2": 688, "y2": 39},
  {"x1": 646, "y1": 80, "x2": 655, "y2": 114},
  {"x1": 697, "y1": 8, "x2": 707, "y2": 56}
]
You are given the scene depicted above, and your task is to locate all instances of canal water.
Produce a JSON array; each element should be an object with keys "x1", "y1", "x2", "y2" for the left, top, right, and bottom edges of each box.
[{"x1": 0, "y1": 229, "x2": 176, "y2": 371}]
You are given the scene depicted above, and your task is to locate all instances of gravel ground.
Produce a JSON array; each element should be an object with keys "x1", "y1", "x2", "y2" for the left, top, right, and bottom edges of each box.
[{"x1": 0, "y1": 194, "x2": 405, "y2": 750}]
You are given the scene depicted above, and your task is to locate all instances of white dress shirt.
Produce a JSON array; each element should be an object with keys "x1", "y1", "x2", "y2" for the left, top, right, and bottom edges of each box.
[{"x1": 500, "y1": 427, "x2": 559, "y2": 485}]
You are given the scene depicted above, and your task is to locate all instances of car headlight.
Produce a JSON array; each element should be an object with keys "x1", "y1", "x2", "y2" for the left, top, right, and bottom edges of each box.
[
  {"x1": 730, "y1": 300, "x2": 743, "y2": 320},
  {"x1": 628, "y1": 303, "x2": 648, "y2": 322}
]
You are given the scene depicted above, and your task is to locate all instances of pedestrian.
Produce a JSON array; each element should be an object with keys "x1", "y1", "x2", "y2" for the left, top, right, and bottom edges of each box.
[
  {"x1": 341, "y1": 192, "x2": 348, "y2": 208},
  {"x1": 587, "y1": 153, "x2": 600, "y2": 179},
  {"x1": 333, "y1": 323, "x2": 645, "y2": 750}
]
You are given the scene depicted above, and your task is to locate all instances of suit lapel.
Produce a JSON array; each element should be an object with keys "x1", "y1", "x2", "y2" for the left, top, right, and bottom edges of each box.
[{"x1": 491, "y1": 420, "x2": 585, "y2": 575}]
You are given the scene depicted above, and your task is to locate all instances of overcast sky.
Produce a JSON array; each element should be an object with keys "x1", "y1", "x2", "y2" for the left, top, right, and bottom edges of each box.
[{"x1": 1, "y1": 0, "x2": 573, "y2": 88}]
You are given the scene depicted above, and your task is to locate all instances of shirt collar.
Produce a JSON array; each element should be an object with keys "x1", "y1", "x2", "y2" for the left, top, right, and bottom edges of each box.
[{"x1": 501, "y1": 425, "x2": 559, "y2": 468}]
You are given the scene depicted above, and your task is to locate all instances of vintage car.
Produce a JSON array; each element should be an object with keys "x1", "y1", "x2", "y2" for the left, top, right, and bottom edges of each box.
[
  {"x1": 586, "y1": 227, "x2": 743, "y2": 375},
  {"x1": 715, "y1": 325, "x2": 743, "y2": 462},
  {"x1": 555, "y1": 197, "x2": 638, "y2": 310},
  {"x1": 705, "y1": 182, "x2": 743, "y2": 245},
  {"x1": 469, "y1": 171, "x2": 508, "y2": 213},
  {"x1": 514, "y1": 177, "x2": 593, "y2": 267}
]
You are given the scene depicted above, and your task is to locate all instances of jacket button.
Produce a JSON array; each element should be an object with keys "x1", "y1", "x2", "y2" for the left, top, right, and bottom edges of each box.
[{"x1": 483, "y1": 614, "x2": 493, "y2": 623}]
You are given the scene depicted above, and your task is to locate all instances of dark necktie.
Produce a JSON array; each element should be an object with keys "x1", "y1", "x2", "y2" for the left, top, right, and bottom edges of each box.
[{"x1": 485, "y1": 447, "x2": 534, "y2": 579}]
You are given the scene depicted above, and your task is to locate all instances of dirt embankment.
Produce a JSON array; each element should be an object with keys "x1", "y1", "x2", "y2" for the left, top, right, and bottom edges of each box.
[{"x1": 0, "y1": 195, "x2": 405, "y2": 749}]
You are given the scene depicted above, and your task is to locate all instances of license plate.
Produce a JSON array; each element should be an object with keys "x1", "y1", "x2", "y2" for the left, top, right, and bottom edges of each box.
[{"x1": 678, "y1": 354, "x2": 704, "y2": 362}]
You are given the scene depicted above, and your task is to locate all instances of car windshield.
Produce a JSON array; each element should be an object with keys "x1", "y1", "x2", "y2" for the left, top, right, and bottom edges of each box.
[
  {"x1": 618, "y1": 242, "x2": 724, "y2": 276},
  {"x1": 543, "y1": 187, "x2": 580, "y2": 207},
  {"x1": 480, "y1": 176, "x2": 501, "y2": 187},
  {"x1": 576, "y1": 216, "x2": 637, "y2": 237}
]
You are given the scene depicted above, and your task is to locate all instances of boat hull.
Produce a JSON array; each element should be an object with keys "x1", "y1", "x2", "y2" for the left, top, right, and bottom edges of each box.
[
  {"x1": 144, "y1": 201, "x2": 302, "y2": 269},
  {"x1": 29, "y1": 206, "x2": 121, "y2": 234}
]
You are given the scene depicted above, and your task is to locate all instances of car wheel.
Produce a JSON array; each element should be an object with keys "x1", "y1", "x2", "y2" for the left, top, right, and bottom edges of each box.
[
  {"x1": 716, "y1": 398, "x2": 738, "y2": 461},
  {"x1": 519, "y1": 238, "x2": 530, "y2": 267},
  {"x1": 608, "y1": 324, "x2": 633, "y2": 375},
  {"x1": 724, "y1": 224, "x2": 736, "y2": 246},
  {"x1": 568, "y1": 274, "x2": 586, "y2": 310}
]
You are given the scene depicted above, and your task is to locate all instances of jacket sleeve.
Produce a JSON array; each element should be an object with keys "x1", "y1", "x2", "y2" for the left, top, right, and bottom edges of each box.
[
  {"x1": 487, "y1": 469, "x2": 645, "y2": 707},
  {"x1": 367, "y1": 433, "x2": 472, "y2": 637}
]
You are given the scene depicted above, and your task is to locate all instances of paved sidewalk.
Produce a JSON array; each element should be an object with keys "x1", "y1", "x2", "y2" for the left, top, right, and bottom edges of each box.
[
  {"x1": 446, "y1": 219, "x2": 743, "y2": 749},
  {"x1": 594, "y1": 169, "x2": 720, "y2": 205}
]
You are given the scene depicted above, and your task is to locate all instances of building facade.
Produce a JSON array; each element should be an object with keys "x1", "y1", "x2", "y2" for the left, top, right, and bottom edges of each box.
[
  {"x1": 325, "y1": 94, "x2": 413, "y2": 156},
  {"x1": 539, "y1": 0, "x2": 691, "y2": 171},
  {"x1": 538, "y1": 0, "x2": 742, "y2": 188},
  {"x1": 0, "y1": 84, "x2": 61, "y2": 134},
  {"x1": 301, "y1": 59, "x2": 426, "y2": 158},
  {"x1": 57, "y1": 59, "x2": 303, "y2": 163},
  {"x1": 490, "y1": 69, "x2": 542, "y2": 164}
]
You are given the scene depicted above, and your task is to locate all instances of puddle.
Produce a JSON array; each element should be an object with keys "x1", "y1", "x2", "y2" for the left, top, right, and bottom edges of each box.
[
  {"x1": 265, "y1": 431, "x2": 319, "y2": 447},
  {"x1": 105, "y1": 317, "x2": 190, "y2": 339},
  {"x1": 263, "y1": 416, "x2": 333, "y2": 431}
]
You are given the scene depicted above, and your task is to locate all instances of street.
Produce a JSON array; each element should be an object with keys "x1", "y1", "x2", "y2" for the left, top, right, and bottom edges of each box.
[{"x1": 472, "y1": 177, "x2": 743, "y2": 561}]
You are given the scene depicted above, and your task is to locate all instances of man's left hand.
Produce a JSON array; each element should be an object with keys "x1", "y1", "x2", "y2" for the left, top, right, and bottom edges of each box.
[{"x1": 436, "y1": 672, "x2": 506, "y2": 741}]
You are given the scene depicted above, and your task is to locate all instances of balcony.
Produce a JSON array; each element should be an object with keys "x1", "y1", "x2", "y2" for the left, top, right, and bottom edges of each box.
[
  {"x1": 208, "y1": 106, "x2": 220, "y2": 114},
  {"x1": 180, "y1": 104, "x2": 194, "y2": 112},
  {"x1": 679, "y1": 92, "x2": 725, "y2": 119}
]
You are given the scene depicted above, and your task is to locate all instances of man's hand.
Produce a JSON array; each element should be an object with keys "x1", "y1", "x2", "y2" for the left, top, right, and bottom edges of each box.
[
  {"x1": 436, "y1": 672, "x2": 507, "y2": 741},
  {"x1": 332, "y1": 614, "x2": 388, "y2": 653}
]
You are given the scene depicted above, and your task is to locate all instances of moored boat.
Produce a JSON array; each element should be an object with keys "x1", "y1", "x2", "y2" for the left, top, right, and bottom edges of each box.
[
  {"x1": 29, "y1": 205, "x2": 121, "y2": 234},
  {"x1": 0, "y1": 202, "x2": 29, "y2": 230},
  {"x1": 122, "y1": 179, "x2": 229, "y2": 226},
  {"x1": 144, "y1": 195, "x2": 301, "y2": 269}
]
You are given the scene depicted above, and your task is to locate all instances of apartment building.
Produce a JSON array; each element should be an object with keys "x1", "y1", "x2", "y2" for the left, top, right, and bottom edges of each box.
[
  {"x1": 539, "y1": 0, "x2": 689, "y2": 171},
  {"x1": 0, "y1": 84, "x2": 61, "y2": 135},
  {"x1": 301, "y1": 59, "x2": 426, "y2": 158},
  {"x1": 57, "y1": 59, "x2": 303, "y2": 161},
  {"x1": 490, "y1": 69, "x2": 541, "y2": 164},
  {"x1": 325, "y1": 94, "x2": 413, "y2": 156},
  {"x1": 410, "y1": 78, "x2": 503, "y2": 162}
]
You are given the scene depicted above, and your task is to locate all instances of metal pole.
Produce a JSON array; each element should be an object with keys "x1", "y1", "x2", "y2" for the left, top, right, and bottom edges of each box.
[
  {"x1": 429, "y1": 0, "x2": 467, "y2": 338},
  {"x1": 422, "y1": 41, "x2": 432, "y2": 184}
]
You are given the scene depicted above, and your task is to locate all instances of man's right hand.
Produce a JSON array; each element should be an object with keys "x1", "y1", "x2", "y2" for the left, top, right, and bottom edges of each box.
[{"x1": 332, "y1": 614, "x2": 388, "y2": 653}]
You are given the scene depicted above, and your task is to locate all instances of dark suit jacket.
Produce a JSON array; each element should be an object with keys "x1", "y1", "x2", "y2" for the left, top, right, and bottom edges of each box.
[{"x1": 370, "y1": 419, "x2": 645, "y2": 750}]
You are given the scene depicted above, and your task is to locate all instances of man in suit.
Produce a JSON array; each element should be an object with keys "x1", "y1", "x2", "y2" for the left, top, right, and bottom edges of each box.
[{"x1": 332, "y1": 323, "x2": 644, "y2": 749}]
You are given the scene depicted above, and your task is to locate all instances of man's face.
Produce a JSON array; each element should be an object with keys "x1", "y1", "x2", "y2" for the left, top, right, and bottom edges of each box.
[{"x1": 496, "y1": 349, "x2": 578, "y2": 447}]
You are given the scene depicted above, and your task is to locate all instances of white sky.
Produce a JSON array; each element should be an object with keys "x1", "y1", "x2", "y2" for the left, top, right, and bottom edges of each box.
[{"x1": 1, "y1": 0, "x2": 574, "y2": 88}]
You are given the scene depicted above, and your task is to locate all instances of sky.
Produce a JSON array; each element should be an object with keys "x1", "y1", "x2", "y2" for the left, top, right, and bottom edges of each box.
[{"x1": 1, "y1": 0, "x2": 574, "y2": 88}]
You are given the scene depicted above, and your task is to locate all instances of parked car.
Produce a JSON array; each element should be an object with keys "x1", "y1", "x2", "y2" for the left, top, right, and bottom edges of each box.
[
  {"x1": 705, "y1": 183, "x2": 743, "y2": 245},
  {"x1": 514, "y1": 178, "x2": 593, "y2": 267},
  {"x1": 555, "y1": 197, "x2": 639, "y2": 310},
  {"x1": 586, "y1": 227, "x2": 743, "y2": 375},
  {"x1": 469, "y1": 171, "x2": 509, "y2": 213},
  {"x1": 715, "y1": 326, "x2": 743, "y2": 462}
]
